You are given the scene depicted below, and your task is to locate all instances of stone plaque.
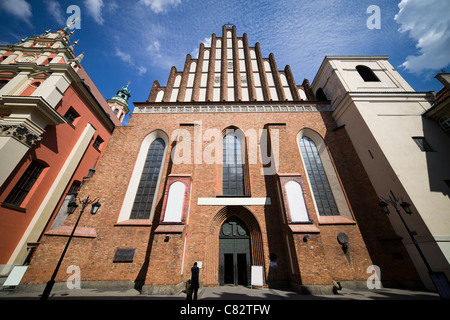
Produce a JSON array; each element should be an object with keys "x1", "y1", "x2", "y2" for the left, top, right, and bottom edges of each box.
[{"x1": 113, "y1": 248, "x2": 135, "y2": 263}]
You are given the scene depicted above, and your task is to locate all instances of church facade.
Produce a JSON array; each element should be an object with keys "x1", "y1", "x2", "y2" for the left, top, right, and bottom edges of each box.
[{"x1": 20, "y1": 25, "x2": 424, "y2": 294}]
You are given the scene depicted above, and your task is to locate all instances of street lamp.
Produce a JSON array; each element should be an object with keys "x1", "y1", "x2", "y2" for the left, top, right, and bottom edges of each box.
[
  {"x1": 67, "y1": 200, "x2": 78, "y2": 214},
  {"x1": 379, "y1": 200, "x2": 390, "y2": 214},
  {"x1": 379, "y1": 194, "x2": 450, "y2": 299},
  {"x1": 400, "y1": 201, "x2": 412, "y2": 214},
  {"x1": 40, "y1": 195, "x2": 100, "y2": 300}
]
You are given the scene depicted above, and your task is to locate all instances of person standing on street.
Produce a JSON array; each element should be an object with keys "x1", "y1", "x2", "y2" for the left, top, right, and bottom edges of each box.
[{"x1": 191, "y1": 262, "x2": 200, "y2": 300}]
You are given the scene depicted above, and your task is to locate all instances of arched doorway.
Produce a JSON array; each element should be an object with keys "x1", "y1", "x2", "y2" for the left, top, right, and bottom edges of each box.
[{"x1": 219, "y1": 216, "x2": 251, "y2": 286}]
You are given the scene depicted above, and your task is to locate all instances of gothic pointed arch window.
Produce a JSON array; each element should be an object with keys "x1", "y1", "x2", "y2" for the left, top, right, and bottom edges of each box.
[
  {"x1": 223, "y1": 129, "x2": 245, "y2": 196},
  {"x1": 130, "y1": 138, "x2": 165, "y2": 219},
  {"x1": 299, "y1": 136, "x2": 339, "y2": 216},
  {"x1": 356, "y1": 65, "x2": 380, "y2": 82},
  {"x1": 117, "y1": 130, "x2": 168, "y2": 223},
  {"x1": 296, "y1": 128, "x2": 357, "y2": 222}
]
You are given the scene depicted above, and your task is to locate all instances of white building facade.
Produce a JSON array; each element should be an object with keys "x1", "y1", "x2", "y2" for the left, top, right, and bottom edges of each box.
[{"x1": 312, "y1": 56, "x2": 450, "y2": 290}]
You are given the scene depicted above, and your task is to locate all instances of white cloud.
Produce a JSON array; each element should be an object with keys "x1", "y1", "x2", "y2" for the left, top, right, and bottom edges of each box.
[
  {"x1": 190, "y1": 37, "x2": 211, "y2": 58},
  {"x1": 202, "y1": 37, "x2": 211, "y2": 47},
  {"x1": 115, "y1": 48, "x2": 147, "y2": 75},
  {"x1": 44, "y1": 0, "x2": 65, "y2": 25},
  {"x1": 115, "y1": 48, "x2": 132, "y2": 64},
  {"x1": 107, "y1": 1, "x2": 119, "y2": 13},
  {"x1": 139, "y1": 0, "x2": 181, "y2": 13},
  {"x1": 147, "y1": 40, "x2": 161, "y2": 53},
  {"x1": 137, "y1": 66, "x2": 148, "y2": 75},
  {"x1": 395, "y1": 0, "x2": 450, "y2": 73},
  {"x1": 84, "y1": 0, "x2": 104, "y2": 25},
  {"x1": 0, "y1": 0, "x2": 32, "y2": 25}
]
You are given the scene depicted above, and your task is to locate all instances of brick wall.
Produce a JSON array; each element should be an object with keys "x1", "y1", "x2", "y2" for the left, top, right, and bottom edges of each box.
[{"x1": 21, "y1": 109, "x2": 421, "y2": 289}]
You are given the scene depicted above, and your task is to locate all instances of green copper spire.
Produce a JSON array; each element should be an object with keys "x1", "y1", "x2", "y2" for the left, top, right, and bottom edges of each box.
[{"x1": 112, "y1": 83, "x2": 131, "y2": 106}]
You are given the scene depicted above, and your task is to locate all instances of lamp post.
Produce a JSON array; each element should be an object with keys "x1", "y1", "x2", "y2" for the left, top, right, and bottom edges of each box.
[
  {"x1": 379, "y1": 195, "x2": 432, "y2": 273},
  {"x1": 40, "y1": 196, "x2": 100, "y2": 300},
  {"x1": 379, "y1": 194, "x2": 450, "y2": 299}
]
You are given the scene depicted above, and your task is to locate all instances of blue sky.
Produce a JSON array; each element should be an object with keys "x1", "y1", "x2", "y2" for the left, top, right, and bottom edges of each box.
[{"x1": 1, "y1": 0, "x2": 449, "y2": 125}]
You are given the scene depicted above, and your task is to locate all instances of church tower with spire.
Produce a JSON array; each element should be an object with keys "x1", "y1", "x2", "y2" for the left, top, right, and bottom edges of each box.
[{"x1": 107, "y1": 84, "x2": 130, "y2": 123}]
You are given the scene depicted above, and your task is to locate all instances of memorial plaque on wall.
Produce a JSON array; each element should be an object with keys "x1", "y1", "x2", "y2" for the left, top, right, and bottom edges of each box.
[{"x1": 113, "y1": 248, "x2": 135, "y2": 263}]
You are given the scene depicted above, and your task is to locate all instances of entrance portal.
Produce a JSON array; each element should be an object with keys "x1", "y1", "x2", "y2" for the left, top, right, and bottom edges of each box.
[{"x1": 219, "y1": 217, "x2": 251, "y2": 286}]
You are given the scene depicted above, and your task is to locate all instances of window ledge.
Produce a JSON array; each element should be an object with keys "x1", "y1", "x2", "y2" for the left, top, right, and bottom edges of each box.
[
  {"x1": 154, "y1": 224, "x2": 185, "y2": 233},
  {"x1": 318, "y1": 216, "x2": 355, "y2": 225},
  {"x1": 114, "y1": 219, "x2": 152, "y2": 226},
  {"x1": 288, "y1": 224, "x2": 320, "y2": 233},
  {"x1": 45, "y1": 226, "x2": 97, "y2": 238},
  {"x1": 216, "y1": 194, "x2": 250, "y2": 198},
  {"x1": 1, "y1": 202, "x2": 26, "y2": 213}
]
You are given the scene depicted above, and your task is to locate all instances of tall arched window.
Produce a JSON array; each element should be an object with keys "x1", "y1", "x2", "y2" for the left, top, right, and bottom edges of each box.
[
  {"x1": 223, "y1": 132, "x2": 244, "y2": 196},
  {"x1": 299, "y1": 136, "x2": 339, "y2": 216},
  {"x1": 130, "y1": 138, "x2": 166, "y2": 219},
  {"x1": 117, "y1": 131, "x2": 169, "y2": 223},
  {"x1": 356, "y1": 65, "x2": 380, "y2": 82}
]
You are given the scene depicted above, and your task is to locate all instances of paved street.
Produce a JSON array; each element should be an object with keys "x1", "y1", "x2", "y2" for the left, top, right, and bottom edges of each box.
[{"x1": 0, "y1": 285, "x2": 441, "y2": 300}]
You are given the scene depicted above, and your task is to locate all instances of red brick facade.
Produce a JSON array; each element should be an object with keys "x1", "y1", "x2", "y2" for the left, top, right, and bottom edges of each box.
[
  {"x1": 21, "y1": 109, "x2": 421, "y2": 292},
  {"x1": 20, "y1": 26, "x2": 421, "y2": 293}
]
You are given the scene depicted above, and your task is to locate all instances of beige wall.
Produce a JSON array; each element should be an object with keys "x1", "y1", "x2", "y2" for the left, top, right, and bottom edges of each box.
[{"x1": 313, "y1": 56, "x2": 450, "y2": 290}]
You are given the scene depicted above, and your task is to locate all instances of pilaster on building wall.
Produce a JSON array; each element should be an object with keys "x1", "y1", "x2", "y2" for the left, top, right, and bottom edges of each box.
[{"x1": 20, "y1": 26, "x2": 425, "y2": 294}]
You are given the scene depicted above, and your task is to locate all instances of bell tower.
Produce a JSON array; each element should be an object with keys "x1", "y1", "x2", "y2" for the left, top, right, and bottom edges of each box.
[{"x1": 107, "y1": 83, "x2": 130, "y2": 123}]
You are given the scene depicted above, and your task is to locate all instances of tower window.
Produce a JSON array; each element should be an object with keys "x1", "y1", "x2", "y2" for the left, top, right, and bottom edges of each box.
[
  {"x1": 130, "y1": 138, "x2": 165, "y2": 219},
  {"x1": 439, "y1": 117, "x2": 450, "y2": 132},
  {"x1": 316, "y1": 88, "x2": 327, "y2": 101},
  {"x1": 444, "y1": 180, "x2": 450, "y2": 189},
  {"x1": 4, "y1": 162, "x2": 45, "y2": 207},
  {"x1": 413, "y1": 137, "x2": 434, "y2": 152},
  {"x1": 356, "y1": 65, "x2": 380, "y2": 82}
]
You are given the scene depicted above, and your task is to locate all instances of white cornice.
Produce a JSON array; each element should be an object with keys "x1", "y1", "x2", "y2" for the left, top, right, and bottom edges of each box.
[
  {"x1": 0, "y1": 63, "x2": 116, "y2": 131},
  {"x1": 332, "y1": 91, "x2": 433, "y2": 122},
  {"x1": 0, "y1": 95, "x2": 67, "y2": 126},
  {"x1": 133, "y1": 103, "x2": 333, "y2": 114}
]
